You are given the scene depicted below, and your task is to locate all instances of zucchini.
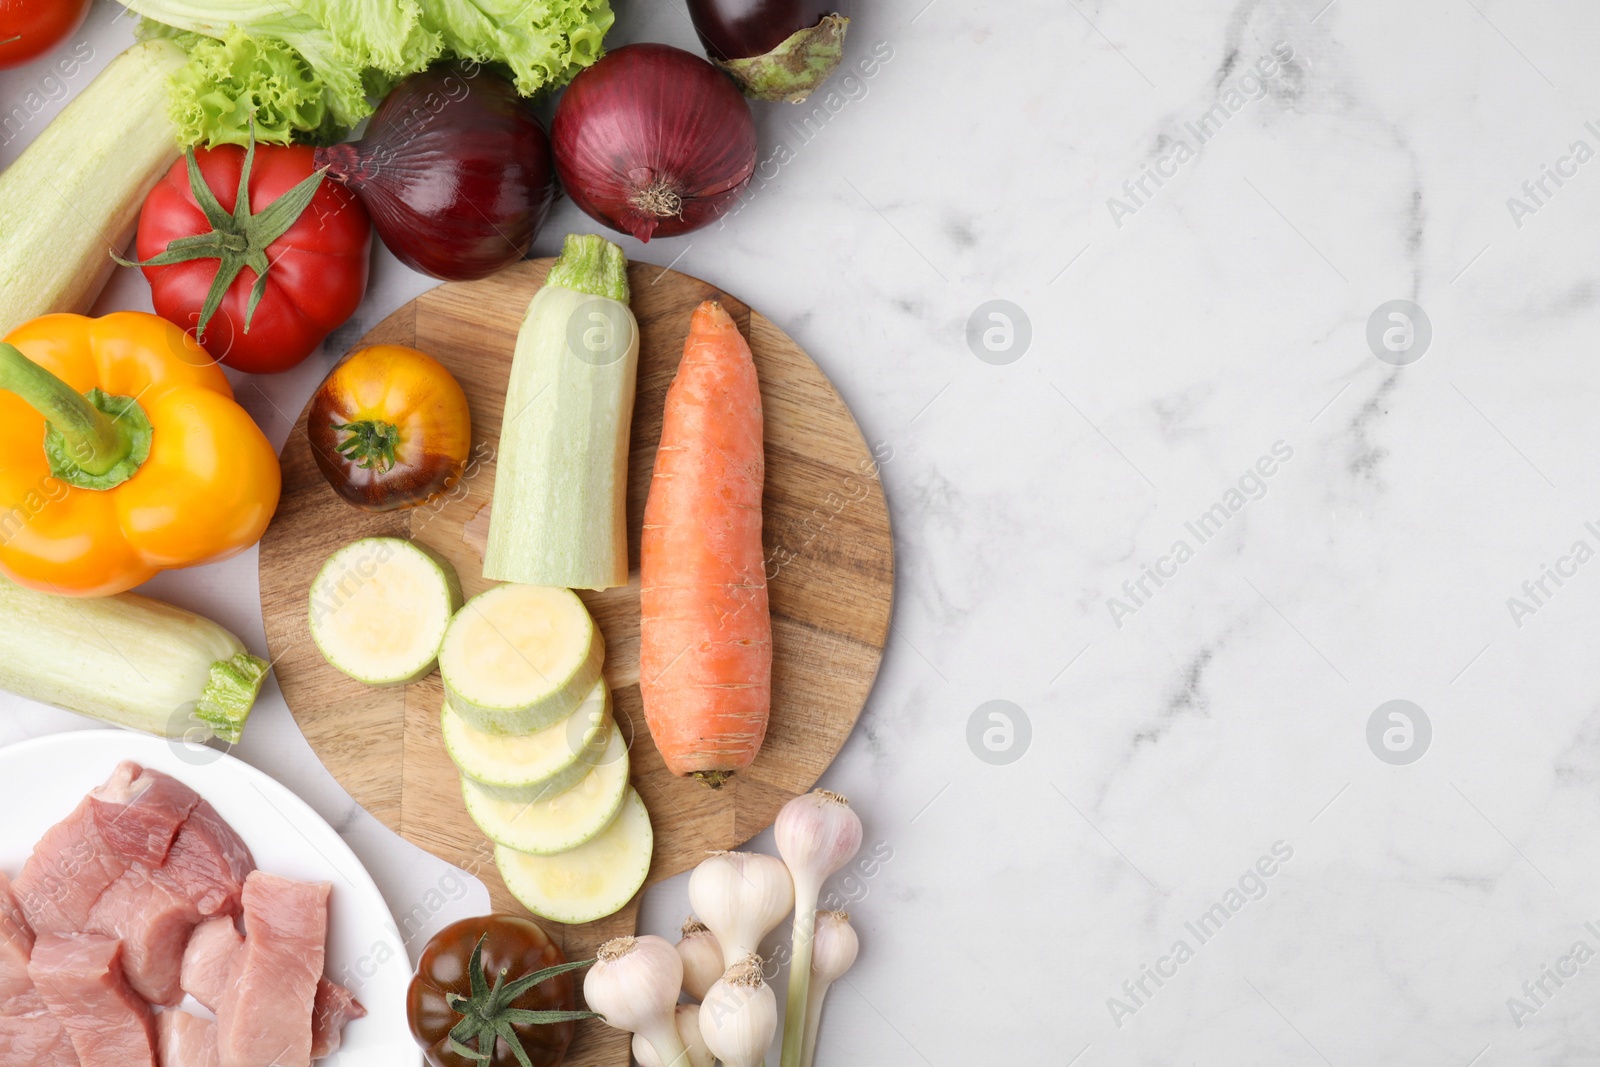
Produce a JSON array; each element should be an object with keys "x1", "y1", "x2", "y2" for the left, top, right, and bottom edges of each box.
[
  {"x1": 495, "y1": 788, "x2": 654, "y2": 924},
  {"x1": 443, "y1": 680, "x2": 610, "y2": 799},
  {"x1": 439, "y1": 583, "x2": 604, "y2": 733},
  {"x1": 483, "y1": 234, "x2": 640, "y2": 591},
  {"x1": 308, "y1": 538, "x2": 462, "y2": 686},
  {"x1": 0, "y1": 41, "x2": 186, "y2": 338},
  {"x1": 463, "y1": 722, "x2": 630, "y2": 853},
  {"x1": 0, "y1": 574, "x2": 265, "y2": 742}
]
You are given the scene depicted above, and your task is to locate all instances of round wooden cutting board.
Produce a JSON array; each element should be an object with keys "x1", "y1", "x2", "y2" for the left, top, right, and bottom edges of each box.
[{"x1": 258, "y1": 258, "x2": 892, "y2": 1066}]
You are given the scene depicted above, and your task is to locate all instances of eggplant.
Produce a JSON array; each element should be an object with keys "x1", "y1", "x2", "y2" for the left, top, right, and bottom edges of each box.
[{"x1": 686, "y1": 0, "x2": 849, "y2": 103}]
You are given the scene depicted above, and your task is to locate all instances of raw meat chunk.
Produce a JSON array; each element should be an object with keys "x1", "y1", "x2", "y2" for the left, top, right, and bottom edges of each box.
[
  {"x1": 0, "y1": 989, "x2": 80, "y2": 1067},
  {"x1": 215, "y1": 874, "x2": 328, "y2": 1067},
  {"x1": 178, "y1": 918, "x2": 241, "y2": 1013},
  {"x1": 90, "y1": 766, "x2": 200, "y2": 867},
  {"x1": 86, "y1": 875, "x2": 197, "y2": 1006},
  {"x1": 28, "y1": 933, "x2": 156, "y2": 1067},
  {"x1": 12, "y1": 797, "x2": 128, "y2": 934},
  {"x1": 310, "y1": 978, "x2": 365, "y2": 1059},
  {"x1": 151, "y1": 801, "x2": 254, "y2": 921},
  {"x1": 12, "y1": 763, "x2": 201, "y2": 935},
  {"x1": 156, "y1": 1011, "x2": 218, "y2": 1067}
]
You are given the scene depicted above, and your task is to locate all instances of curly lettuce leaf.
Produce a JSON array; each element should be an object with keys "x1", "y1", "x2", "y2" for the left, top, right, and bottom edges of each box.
[
  {"x1": 421, "y1": 0, "x2": 613, "y2": 95},
  {"x1": 122, "y1": 0, "x2": 614, "y2": 143},
  {"x1": 164, "y1": 28, "x2": 328, "y2": 147}
]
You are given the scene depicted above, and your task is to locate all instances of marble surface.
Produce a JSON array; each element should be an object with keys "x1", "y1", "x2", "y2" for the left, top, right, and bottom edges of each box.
[{"x1": 8, "y1": 0, "x2": 1600, "y2": 1062}]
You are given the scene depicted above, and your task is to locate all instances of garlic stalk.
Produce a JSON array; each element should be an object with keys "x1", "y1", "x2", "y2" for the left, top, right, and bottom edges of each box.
[
  {"x1": 632, "y1": 1004, "x2": 715, "y2": 1067},
  {"x1": 699, "y1": 955, "x2": 778, "y2": 1067},
  {"x1": 676, "y1": 917, "x2": 725, "y2": 1002},
  {"x1": 800, "y1": 911, "x2": 858, "y2": 1067},
  {"x1": 583, "y1": 935, "x2": 688, "y2": 1067},
  {"x1": 688, "y1": 850, "x2": 794, "y2": 970},
  {"x1": 775, "y1": 790, "x2": 863, "y2": 1067}
]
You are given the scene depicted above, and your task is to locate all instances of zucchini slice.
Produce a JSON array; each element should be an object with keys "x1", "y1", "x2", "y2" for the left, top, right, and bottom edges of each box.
[
  {"x1": 464, "y1": 722, "x2": 630, "y2": 853},
  {"x1": 495, "y1": 788, "x2": 653, "y2": 924},
  {"x1": 439, "y1": 583, "x2": 604, "y2": 733},
  {"x1": 443, "y1": 680, "x2": 611, "y2": 801},
  {"x1": 308, "y1": 538, "x2": 461, "y2": 687}
]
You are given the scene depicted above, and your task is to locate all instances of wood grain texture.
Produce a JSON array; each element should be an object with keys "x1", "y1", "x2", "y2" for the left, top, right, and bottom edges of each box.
[{"x1": 258, "y1": 259, "x2": 893, "y2": 1066}]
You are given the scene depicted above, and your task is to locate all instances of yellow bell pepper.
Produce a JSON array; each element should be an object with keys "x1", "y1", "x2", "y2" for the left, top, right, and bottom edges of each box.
[{"x1": 0, "y1": 312, "x2": 281, "y2": 597}]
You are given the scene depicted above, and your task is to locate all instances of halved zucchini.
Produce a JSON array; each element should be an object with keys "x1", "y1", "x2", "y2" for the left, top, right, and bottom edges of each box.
[
  {"x1": 443, "y1": 680, "x2": 611, "y2": 801},
  {"x1": 496, "y1": 788, "x2": 653, "y2": 924},
  {"x1": 308, "y1": 538, "x2": 461, "y2": 686},
  {"x1": 439, "y1": 583, "x2": 604, "y2": 733},
  {"x1": 464, "y1": 722, "x2": 630, "y2": 852}
]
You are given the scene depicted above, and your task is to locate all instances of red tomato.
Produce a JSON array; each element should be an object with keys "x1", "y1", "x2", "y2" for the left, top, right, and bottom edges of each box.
[
  {"x1": 0, "y1": 0, "x2": 91, "y2": 69},
  {"x1": 135, "y1": 144, "x2": 372, "y2": 374}
]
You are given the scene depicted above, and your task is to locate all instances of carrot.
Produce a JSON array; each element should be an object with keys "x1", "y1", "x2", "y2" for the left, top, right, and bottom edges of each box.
[{"x1": 640, "y1": 300, "x2": 772, "y2": 786}]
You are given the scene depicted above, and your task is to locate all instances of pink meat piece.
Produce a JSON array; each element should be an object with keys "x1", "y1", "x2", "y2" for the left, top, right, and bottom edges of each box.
[
  {"x1": 0, "y1": 872, "x2": 35, "y2": 1005},
  {"x1": 28, "y1": 933, "x2": 155, "y2": 1067},
  {"x1": 12, "y1": 799, "x2": 127, "y2": 935},
  {"x1": 85, "y1": 874, "x2": 198, "y2": 1006},
  {"x1": 90, "y1": 765, "x2": 201, "y2": 868},
  {"x1": 0, "y1": 989, "x2": 80, "y2": 1067},
  {"x1": 151, "y1": 801, "x2": 254, "y2": 921},
  {"x1": 215, "y1": 874, "x2": 328, "y2": 1067},
  {"x1": 178, "y1": 918, "x2": 241, "y2": 1013},
  {"x1": 156, "y1": 1011, "x2": 218, "y2": 1067},
  {"x1": 310, "y1": 978, "x2": 364, "y2": 1059},
  {"x1": 12, "y1": 763, "x2": 200, "y2": 934}
]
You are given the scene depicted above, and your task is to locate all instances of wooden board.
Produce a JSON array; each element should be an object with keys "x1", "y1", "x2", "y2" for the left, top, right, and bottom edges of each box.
[{"x1": 258, "y1": 259, "x2": 893, "y2": 1066}]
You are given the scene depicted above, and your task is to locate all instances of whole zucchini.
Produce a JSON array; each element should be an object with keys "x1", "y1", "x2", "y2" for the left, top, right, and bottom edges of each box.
[
  {"x1": 0, "y1": 575, "x2": 267, "y2": 743},
  {"x1": 0, "y1": 40, "x2": 186, "y2": 338}
]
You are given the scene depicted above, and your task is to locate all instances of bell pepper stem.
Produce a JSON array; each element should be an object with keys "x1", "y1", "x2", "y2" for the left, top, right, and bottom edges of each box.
[{"x1": 0, "y1": 343, "x2": 132, "y2": 477}]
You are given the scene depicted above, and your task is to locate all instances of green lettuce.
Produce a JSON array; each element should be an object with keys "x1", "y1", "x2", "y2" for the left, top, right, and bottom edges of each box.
[
  {"x1": 123, "y1": 0, "x2": 613, "y2": 143},
  {"x1": 158, "y1": 28, "x2": 329, "y2": 146}
]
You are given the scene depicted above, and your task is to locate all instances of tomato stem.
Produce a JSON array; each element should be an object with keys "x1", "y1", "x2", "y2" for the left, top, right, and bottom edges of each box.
[
  {"x1": 332, "y1": 419, "x2": 402, "y2": 472},
  {"x1": 0, "y1": 343, "x2": 150, "y2": 490}
]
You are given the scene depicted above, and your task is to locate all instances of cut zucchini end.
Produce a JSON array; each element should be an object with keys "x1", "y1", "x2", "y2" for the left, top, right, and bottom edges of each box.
[
  {"x1": 195, "y1": 651, "x2": 269, "y2": 744},
  {"x1": 439, "y1": 583, "x2": 604, "y2": 730},
  {"x1": 443, "y1": 681, "x2": 611, "y2": 797},
  {"x1": 495, "y1": 788, "x2": 653, "y2": 924},
  {"x1": 463, "y1": 722, "x2": 630, "y2": 853},
  {"x1": 308, "y1": 538, "x2": 460, "y2": 687}
]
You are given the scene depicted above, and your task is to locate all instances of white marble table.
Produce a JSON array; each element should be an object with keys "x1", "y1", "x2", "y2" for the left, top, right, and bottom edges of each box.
[{"x1": 9, "y1": 0, "x2": 1600, "y2": 1062}]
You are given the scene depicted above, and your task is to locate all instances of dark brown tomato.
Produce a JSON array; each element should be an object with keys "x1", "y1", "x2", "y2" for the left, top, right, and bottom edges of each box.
[
  {"x1": 407, "y1": 915, "x2": 578, "y2": 1067},
  {"x1": 307, "y1": 344, "x2": 472, "y2": 512}
]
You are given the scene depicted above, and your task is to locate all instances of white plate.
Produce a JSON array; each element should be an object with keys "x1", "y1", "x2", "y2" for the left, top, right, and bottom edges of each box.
[{"x1": 0, "y1": 731, "x2": 418, "y2": 1066}]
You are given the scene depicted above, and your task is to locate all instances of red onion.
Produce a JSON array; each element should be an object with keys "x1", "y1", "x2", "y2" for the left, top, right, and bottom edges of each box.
[
  {"x1": 551, "y1": 44, "x2": 757, "y2": 243},
  {"x1": 315, "y1": 63, "x2": 555, "y2": 281},
  {"x1": 687, "y1": 0, "x2": 848, "y2": 102}
]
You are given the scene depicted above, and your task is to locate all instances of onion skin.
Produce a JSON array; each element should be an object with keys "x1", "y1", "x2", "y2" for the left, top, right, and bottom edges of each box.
[
  {"x1": 314, "y1": 64, "x2": 555, "y2": 281},
  {"x1": 551, "y1": 44, "x2": 756, "y2": 243},
  {"x1": 687, "y1": 0, "x2": 849, "y2": 102}
]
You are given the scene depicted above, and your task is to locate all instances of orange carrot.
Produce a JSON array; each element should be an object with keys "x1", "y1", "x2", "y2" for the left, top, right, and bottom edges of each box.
[{"x1": 640, "y1": 300, "x2": 771, "y2": 786}]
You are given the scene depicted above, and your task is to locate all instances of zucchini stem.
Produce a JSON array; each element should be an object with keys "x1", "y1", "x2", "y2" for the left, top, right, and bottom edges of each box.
[
  {"x1": 546, "y1": 233, "x2": 630, "y2": 303},
  {"x1": 196, "y1": 652, "x2": 270, "y2": 744},
  {"x1": 0, "y1": 343, "x2": 150, "y2": 489}
]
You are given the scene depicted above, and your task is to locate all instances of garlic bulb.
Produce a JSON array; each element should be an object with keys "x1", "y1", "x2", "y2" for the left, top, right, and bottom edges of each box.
[
  {"x1": 801, "y1": 911, "x2": 859, "y2": 1067},
  {"x1": 776, "y1": 790, "x2": 863, "y2": 1067},
  {"x1": 677, "y1": 917, "x2": 724, "y2": 1002},
  {"x1": 699, "y1": 955, "x2": 778, "y2": 1067},
  {"x1": 632, "y1": 1003, "x2": 714, "y2": 1067},
  {"x1": 688, "y1": 850, "x2": 794, "y2": 970},
  {"x1": 583, "y1": 935, "x2": 687, "y2": 1067}
]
